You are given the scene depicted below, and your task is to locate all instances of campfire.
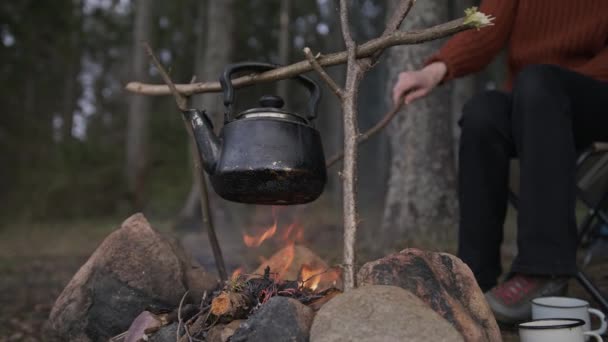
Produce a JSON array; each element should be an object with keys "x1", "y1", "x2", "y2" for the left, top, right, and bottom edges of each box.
[
  {"x1": 240, "y1": 207, "x2": 342, "y2": 291},
  {"x1": 47, "y1": 214, "x2": 501, "y2": 342},
  {"x1": 135, "y1": 208, "x2": 343, "y2": 340}
]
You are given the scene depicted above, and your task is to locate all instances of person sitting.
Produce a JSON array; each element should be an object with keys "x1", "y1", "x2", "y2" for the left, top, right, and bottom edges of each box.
[{"x1": 391, "y1": 0, "x2": 608, "y2": 324}]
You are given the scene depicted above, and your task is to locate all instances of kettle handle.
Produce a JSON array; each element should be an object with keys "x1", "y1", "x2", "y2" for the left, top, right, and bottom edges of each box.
[{"x1": 220, "y1": 62, "x2": 321, "y2": 122}]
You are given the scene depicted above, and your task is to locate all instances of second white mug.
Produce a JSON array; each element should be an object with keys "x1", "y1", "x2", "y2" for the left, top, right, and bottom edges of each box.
[
  {"x1": 519, "y1": 318, "x2": 603, "y2": 342},
  {"x1": 531, "y1": 296, "x2": 607, "y2": 336}
]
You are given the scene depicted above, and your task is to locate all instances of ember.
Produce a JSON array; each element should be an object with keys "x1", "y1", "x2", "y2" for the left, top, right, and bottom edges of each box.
[{"x1": 143, "y1": 266, "x2": 342, "y2": 341}]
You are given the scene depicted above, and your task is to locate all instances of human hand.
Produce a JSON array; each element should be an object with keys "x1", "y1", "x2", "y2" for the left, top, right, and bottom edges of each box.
[{"x1": 391, "y1": 61, "x2": 447, "y2": 105}]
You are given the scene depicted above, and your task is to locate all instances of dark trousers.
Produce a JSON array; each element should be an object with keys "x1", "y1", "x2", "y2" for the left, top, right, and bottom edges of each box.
[{"x1": 458, "y1": 64, "x2": 608, "y2": 291}]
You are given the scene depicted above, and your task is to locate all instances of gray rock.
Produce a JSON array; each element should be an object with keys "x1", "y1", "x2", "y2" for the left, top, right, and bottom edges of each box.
[
  {"x1": 207, "y1": 320, "x2": 243, "y2": 342},
  {"x1": 357, "y1": 248, "x2": 501, "y2": 342},
  {"x1": 45, "y1": 213, "x2": 218, "y2": 341},
  {"x1": 231, "y1": 296, "x2": 314, "y2": 342},
  {"x1": 147, "y1": 322, "x2": 177, "y2": 342},
  {"x1": 310, "y1": 285, "x2": 464, "y2": 342},
  {"x1": 124, "y1": 311, "x2": 162, "y2": 342}
]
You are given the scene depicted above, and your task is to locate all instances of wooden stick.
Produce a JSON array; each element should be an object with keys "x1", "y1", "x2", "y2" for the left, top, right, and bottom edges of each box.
[
  {"x1": 199, "y1": 173, "x2": 228, "y2": 282},
  {"x1": 126, "y1": 17, "x2": 487, "y2": 96},
  {"x1": 210, "y1": 291, "x2": 252, "y2": 319},
  {"x1": 326, "y1": 102, "x2": 404, "y2": 168},
  {"x1": 339, "y1": 0, "x2": 365, "y2": 291},
  {"x1": 303, "y1": 47, "x2": 343, "y2": 99},
  {"x1": 142, "y1": 43, "x2": 187, "y2": 110},
  {"x1": 371, "y1": 0, "x2": 416, "y2": 62},
  {"x1": 145, "y1": 43, "x2": 227, "y2": 282}
]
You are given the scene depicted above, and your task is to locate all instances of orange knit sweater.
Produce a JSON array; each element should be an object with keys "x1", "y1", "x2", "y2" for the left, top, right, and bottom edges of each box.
[{"x1": 427, "y1": 0, "x2": 608, "y2": 89}]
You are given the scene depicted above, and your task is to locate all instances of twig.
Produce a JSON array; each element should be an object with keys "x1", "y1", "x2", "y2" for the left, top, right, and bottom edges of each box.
[
  {"x1": 143, "y1": 42, "x2": 187, "y2": 111},
  {"x1": 181, "y1": 118, "x2": 227, "y2": 282},
  {"x1": 199, "y1": 291, "x2": 207, "y2": 311},
  {"x1": 382, "y1": 0, "x2": 416, "y2": 36},
  {"x1": 371, "y1": 0, "x2": 416, "y2": 62},
  {"x1": 303, "y1": 47, "x2": 343, "y2": 99},
  {"x1": 184, "y1": 326, "x2": 194, "y2": 342},
  {"x1": 176, "y1": 290, "x2": 189, "y2": 342},
  {"x1": 199, "y1": 172, "x2": 228, "y2": 282},
  {"x1": 146, "y1": 43, "x2": 227, "y2": 282},
  {"x1": 326, "y1": 102, "x2": 404, "y2": 168},
  {"x1": 126, "y1": 16, "x2": 490, "y2": 96}
]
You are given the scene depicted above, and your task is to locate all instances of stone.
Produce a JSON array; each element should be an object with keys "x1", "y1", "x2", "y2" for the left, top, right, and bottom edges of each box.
[
  {"x1": 231, "y1": 296, "x2": 314, "y2": 342},
  {"x1": 310, "y1": 285, "x2": 463, "y2": 342},
  {"x1": 124, "y1": 311, "x2": 162, "y2": 342},
  {"x1": 357, "y1": 248, "x2": 501, "y2": 342},
  {"x1": 147, "y1": 322, "x2": 177, "y2": 342},
  {"x1": 45, "y1": 213, "x2": 218, "y2": 341},
  {"x1": 207, "y1": 320, "x2": 243, "y2": 342}
]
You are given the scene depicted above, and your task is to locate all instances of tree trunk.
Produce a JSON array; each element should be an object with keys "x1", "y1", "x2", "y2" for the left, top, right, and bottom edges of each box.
[
  {"x1": 319, "y1": 2, "x2": 345, "y2": 208},
  {"x1": 380, "y1": 0, "x2": 458, "y2": 251},
  {"x1": 61, "y1": 28, "x2": 80, "y2": 142},
  {"x1": 276, "y1": 0, "x2": 291, "y2": 99},
  {"x1": 126, "y1": 0, "x2": 153, "y2": 211},
  {"x1": 177, "y1": 0, "x2": 234, "y2": 227}
]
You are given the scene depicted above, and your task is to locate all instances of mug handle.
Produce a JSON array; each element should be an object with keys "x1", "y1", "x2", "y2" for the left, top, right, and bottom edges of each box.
[
  {"x1": 584, "y1": 331, "x2": 604, "y2": 342},
  {"x1": 589, "y1": 308, "x2": 607, "y2": 335}
]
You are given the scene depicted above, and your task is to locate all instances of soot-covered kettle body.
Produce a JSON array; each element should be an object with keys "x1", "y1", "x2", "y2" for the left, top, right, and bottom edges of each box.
[{"x1": 182, "y1": 62, "x2": 327, "y2": 205}]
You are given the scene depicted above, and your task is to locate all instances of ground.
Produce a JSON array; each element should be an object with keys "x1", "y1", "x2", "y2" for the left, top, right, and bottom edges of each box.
[{"x1": 0, "y1": 213, "x2": 606, "y2": 341}]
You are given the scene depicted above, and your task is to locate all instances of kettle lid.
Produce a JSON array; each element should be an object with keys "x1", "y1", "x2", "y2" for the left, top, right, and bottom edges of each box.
[{"x1": 236, "y1": 95, "x2": 309, "y2": 124}]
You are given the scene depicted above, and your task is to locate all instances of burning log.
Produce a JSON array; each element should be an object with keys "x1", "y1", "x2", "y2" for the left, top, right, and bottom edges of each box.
[
  {"x1": 210, "y1": 292, "x2": 252, "y2": 319},
  {"x1": 306, "y1": 288, "x2": 342, "y2": 311},
  {"x1": 253, "y1": 244, "x2": 343, "y2": 291}
]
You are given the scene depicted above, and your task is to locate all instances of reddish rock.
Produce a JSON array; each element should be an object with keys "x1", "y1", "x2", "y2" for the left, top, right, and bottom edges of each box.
[
  {"x1": 357, "y1": 248, "x2": 501, "y2": 342},
  {"x1": 45, "y1": 213, "x2": 218, "y2": 341}
]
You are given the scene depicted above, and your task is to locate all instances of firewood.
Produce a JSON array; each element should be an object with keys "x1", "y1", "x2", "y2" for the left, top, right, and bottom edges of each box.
[
  {"x1": 307, "y1": 288, "x2": 342, "y2": 311},
  {"x1": 210, "y1": 291, "x2": 252, "y2": 319}
]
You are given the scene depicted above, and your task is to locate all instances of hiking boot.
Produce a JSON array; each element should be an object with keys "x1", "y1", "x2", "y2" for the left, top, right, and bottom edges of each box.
[{"x1": 485, "y1": 274, "x2": 568, "y2": 325}]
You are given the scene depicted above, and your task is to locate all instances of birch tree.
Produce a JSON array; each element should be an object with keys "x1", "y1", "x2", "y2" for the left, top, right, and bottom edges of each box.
[
  {"x1": 126, "y1": 0, "x2": 153, "y2": 210},
  {"x1": 381, "y1": 0, "x2": 458, "y2": 250}
]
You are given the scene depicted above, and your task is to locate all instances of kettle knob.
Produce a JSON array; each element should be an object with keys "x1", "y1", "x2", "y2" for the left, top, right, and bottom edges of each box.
[{"x1": 259, "y1": 95, "x2": 284, "y2": 109}]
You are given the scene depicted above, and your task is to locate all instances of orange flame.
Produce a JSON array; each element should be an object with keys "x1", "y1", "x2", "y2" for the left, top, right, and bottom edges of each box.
[
  {"x1": 277, "y1": 242, "x2": 296, "y2": 280},
  {"x1": 231, "y1": 267, "x2": 244, "y2": 281},
  {"x1": 299, "y1": 266, "x2": 342, "y2": 291},
  {"x1": 299, "y1": 264, "x2": 323, "y2": 291},
  {"x1": 243, "y1": 221, "x2": 277, "y2": 247},
  {"x1": 281, "y1": 222, "x2": 304, "y2": 243}
]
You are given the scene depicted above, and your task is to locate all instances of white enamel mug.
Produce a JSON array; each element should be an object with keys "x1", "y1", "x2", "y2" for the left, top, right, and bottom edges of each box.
[
  {"x1": 531, "y1": 296, "x2": 607, "y2": 336},
  {"x1": 519, "y1": 319, "x2": 603, "y2": 342}
]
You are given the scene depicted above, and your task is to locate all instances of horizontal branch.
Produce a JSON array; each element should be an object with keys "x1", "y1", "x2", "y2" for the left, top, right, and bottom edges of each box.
[
  {"x1": 143, "y1": 42, "x2": 188, "y2": 111},
  {"x1": 126, "y1": 16, "x2": 485, "y2": 96}
]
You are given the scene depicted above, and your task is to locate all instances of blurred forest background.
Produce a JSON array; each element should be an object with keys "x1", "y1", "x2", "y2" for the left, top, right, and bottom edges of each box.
[
  {"x1": 0, "y1": 0, "x2": 503, "y2": 227},
  {"x1": 0, "y1": 0, "x2": 516, "y2": 339}
]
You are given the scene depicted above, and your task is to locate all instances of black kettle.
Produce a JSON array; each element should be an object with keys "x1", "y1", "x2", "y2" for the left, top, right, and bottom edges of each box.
[{"x1": 182, "y1": 62, "x2": 327, "y2": 205}]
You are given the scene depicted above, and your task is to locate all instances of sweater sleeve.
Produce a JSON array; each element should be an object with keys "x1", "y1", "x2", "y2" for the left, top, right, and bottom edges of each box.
[
  {"x1": 426, "y1": 0, "x2": 519, "y2": 82},
  {"x1": 573, "y1": 44, "x2": 608, "y2": 82}
]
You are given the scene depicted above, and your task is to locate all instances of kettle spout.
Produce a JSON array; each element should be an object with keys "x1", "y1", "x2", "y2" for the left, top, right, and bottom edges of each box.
[{"x1": 182, "y1": 109, "x2": 221, "y2": 175}]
